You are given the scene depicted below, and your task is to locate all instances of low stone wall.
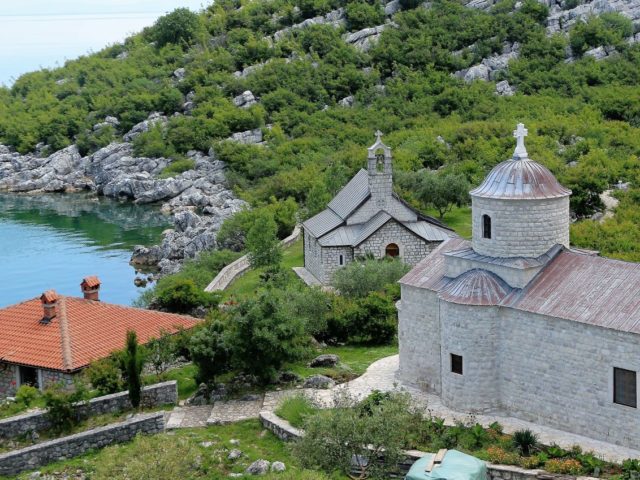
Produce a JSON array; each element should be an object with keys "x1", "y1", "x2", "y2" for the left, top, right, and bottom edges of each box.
[
  {"x1": 259, "y1": 411, "x2": 598, "y2": 480},
  {"x1": 205, "y1": 225, "x2": 301, "y2": 292},
  {"x1": 0, "y1": 381, "x2": 177, "y2": 440},
  {"x1": 0, "y1": 412, "x2": 164, "y2": 476}
]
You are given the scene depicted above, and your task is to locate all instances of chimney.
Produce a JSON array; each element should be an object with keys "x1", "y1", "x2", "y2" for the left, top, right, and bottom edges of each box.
[
  {"x1": 81, "y1": 276, "x2": 101, "y2": 301},
  {"x1": 40, "y1": 290, "x2": 59, "y2": 323}
]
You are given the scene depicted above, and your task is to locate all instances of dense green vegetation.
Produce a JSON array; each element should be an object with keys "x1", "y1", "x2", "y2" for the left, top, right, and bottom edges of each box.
[{"x1": 0, "y1": 0, "x2": 637, "y2": 261}]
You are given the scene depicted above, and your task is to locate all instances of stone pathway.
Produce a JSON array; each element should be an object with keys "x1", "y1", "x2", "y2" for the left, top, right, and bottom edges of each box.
[{"x1": 165, "y1": 355, "x2": 640, "y2": 463}]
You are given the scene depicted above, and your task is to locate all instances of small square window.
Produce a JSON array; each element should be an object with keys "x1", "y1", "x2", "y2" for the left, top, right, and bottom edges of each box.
[
  {"x1": 614, "y1": 367, "x2": 637, "y2": 408},
  {"x1": 451, "y1": 354, "x2": 463, "y2": 375}
]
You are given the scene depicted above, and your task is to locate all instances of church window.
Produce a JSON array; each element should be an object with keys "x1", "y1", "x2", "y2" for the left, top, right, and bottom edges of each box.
[
  {"x1": 339, "y1": 254, "x2": 344, "y2": 265},
  {"x1": 482, "y1": 214, "x2": 492, "y2": 239},
  {"x1": 614, "y1": 367, "x2": 637, "y2": 408},
  {"x1": 451, "y1": 354, "x2": 463, "y2": 375},
  {"x1": 385, "y1": 243, "x2": 400, "y2": 257}
]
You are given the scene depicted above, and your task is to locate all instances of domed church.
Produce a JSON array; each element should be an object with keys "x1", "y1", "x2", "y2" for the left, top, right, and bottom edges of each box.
[{"x1": 398, "y1": 124, "x2": 640, "y2": 450}]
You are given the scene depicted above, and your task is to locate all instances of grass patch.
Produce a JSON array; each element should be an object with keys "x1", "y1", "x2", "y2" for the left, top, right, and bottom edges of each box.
[
  {"x1": 275, "y1": 395, "x2": 318, "y2": 428},
  {"x1": 223, "y1": 238, "x2": 304, "y2": 300},
  {"x1": 426, "y1": 205, "x2": 472, "y2": 239},
  {"x1": 158, "y1": 158, "x2": 195, "y2": 179},
  {"x1": 143, "y1": 363, "x2": 199, "y2": 400},
  {"x1": 0, "y1": 397, "x2": 46, "y2": 420},
  {"x1": 14, "y1": 420, "x2": 346, "y2": 480}
]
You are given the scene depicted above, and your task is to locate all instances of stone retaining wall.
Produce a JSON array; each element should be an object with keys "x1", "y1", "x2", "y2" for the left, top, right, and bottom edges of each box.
[
  {"x1": 0, "y1": 412, "x2": 164, "y2": 476},
  {"x1": 0, "y1": 381, "x2": 177, "y2": 439},
  {"x1": 259, "y1": 411, "x2": 597, "y2": 480},
  {"x1": 205, "y1": 225, "x2": 301, "y2": 292}
]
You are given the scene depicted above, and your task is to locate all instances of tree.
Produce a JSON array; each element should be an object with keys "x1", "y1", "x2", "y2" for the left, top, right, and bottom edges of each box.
[
  {"x1": 189, "y1": 320, "x2": 231, "y2": 385},
  {"x1": 246, "y1": 211, "x2": 282, "y2": 269},
  {"x1": 151, "y1": 8, "x2": 203, "y2": 48},
  {"x1": 332, "y1": 257, "x2": 410, "y2": 298},
  {"x1": 401, "y1": 171, "x2": 470, "y2": 219},
  {"x1": 228, "y1": 291, "x2": 309, "y2": 384},
  {"x1": 146, "y1": 330, "x2": 177, "y2": 377},
  {"x1": 125, "y1": 330, "x2": 144, "y2": 409}
]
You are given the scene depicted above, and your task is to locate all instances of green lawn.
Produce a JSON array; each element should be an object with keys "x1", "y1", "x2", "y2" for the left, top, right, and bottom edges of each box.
[
  {"x1": 144, "y1": 363, "x2": 200, "y2": 400},
  {"x1": 426, "y1": 205, "x2": 472, "y2": 239},
  {"x1": 14, "y1": 420, "x2": 346, "y2": 480},
  {"x1": 223, "y1": 239, "x2": 304, "y2": 300}
]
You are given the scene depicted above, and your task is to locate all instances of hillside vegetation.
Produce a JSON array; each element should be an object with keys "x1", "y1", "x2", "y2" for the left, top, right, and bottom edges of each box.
[{"x1": 0, "y1": 0, "x2": 638, "y2": 260}]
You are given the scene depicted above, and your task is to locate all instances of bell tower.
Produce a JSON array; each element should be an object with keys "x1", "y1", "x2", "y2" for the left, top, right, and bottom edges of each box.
[{"x1": 367, "y1": 130, "x2": 393, "y2": 208}]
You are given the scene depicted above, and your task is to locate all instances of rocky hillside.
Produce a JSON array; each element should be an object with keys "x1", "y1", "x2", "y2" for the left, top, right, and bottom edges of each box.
[{"x1": 0, "y1": 0, "x2": 638, "y2": 263}]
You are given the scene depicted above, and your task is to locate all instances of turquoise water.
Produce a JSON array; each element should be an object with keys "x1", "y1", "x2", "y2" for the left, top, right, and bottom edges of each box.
[{"x1": 0, "y1": 194, "x2": 169, "y2": 308}]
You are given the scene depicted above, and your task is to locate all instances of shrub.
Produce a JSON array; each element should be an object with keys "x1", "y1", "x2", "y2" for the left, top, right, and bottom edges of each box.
[
  {"x1": 146, "y1": 330, "x2": 177, "y2": 376},
  {"x1": 333, "y1": 257, "x2": 410, "y2": 298},
  {"x1": 622, "y1": 459, "x2": 640, "y2": 480},
  {"x1": 155, "y1": 277, "x2": 220, "y2": 313},
  {"x1": 189, "y1": 320, "x2": 231, "y2": 385},
  {"x1": 85, "y1": 356, "x2": 125, "y2": 395},
  {"x1": 151, "y1": 8, "x2": 203, "y2": 48},
  {"x1": 43, "y1": 382, "x2": 88, "y2": 432},
  {"x1": 159, "y1": 158, "x2": 195, "y2": 178},
  {"x1": 486, "y1": 446, "x2": 521, "y2": 465},
  {"x1": 15, "y1": 385, "x2": 40, "y2": 407},
  {"x1": 275, "y1": 394, "x2": 318, "y2": 428},
  {"x1": 544, "y1": 458, "x2": 583, "y2": 475},
  {"x1": 344, "y1": 1, "x2": 385, "y2": 31},
  {"x1": 519, "y1": 455, "x2": 543, "y2": 469},
  {"x1": 132, "y1": 125, "x2": 175, "y2": 159},
  {"x1": 357, "y1": 390, "x2": 393, "y2": 416},
  {"x1": 246, "y1": 210, "x2": 282, "y2": 269},
  {"x1": 125, "y1": 330, "x2": 144, "y2": 409},
  {"x1": 76, "y1": 125, "x2": 116, "y2": 156},
  {"x1": 343, "y1": 291, "x2": 398, "y2": 344},
  {"x1": 512, "y1": 429, "x2": 539, "y2": 456},
  {"x1": 293, "y1": 392, "x2": 420, "y2": 479}
]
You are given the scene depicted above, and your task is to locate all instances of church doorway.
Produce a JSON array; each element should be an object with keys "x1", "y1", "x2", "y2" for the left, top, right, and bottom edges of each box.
[{"x1": 385, "y1": 243, "x2": 400, "y2": 258}]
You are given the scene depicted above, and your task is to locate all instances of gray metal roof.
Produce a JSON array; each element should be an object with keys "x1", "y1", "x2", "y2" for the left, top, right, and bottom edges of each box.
[
  {"x1": 470, "y1": 158, "x2": 571, "y2": 200},
  {"x1": 327, "y1": 169, "x2": 370, "y2": 219},
  {"x1": 303, "y1": 209, "x2": 343, "y2": 238},
  {"x1": 444, "y1": 244, "x2": 563, "y2": 269},
  {"x1": 318, "y1": 224, "x2": 361, "y2": 247},
  {"x1": 353, "y1": 211, "x2": 392, "y2": 246},
  {"x1": 439, "y1": 269, "x2": 512, "y2": 306},
  {"x1": 403, "y1": 221, "x2": 451, "y2": 242}
]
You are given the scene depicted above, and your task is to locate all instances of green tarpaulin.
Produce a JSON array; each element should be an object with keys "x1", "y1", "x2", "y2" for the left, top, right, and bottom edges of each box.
[{"x1": 405, "y1": 450, "x2": 487, "y2": 480}]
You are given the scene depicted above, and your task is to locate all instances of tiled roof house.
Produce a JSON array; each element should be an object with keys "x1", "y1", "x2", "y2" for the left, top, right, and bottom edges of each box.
[{"x1": 0, "y1": 277, "x2": 199, "y2": 397}]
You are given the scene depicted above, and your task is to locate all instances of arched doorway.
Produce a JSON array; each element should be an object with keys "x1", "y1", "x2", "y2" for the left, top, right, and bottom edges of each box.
[{"x1": 385, "y1": 243, "x2": 400, "y2": 258}]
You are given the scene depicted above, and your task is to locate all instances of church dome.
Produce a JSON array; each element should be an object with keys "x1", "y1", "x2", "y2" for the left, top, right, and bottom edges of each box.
[
  {"x1": 439, "y1": 269, "x2": 512, "y2": 306},
  {"x1": 470, "y1": 124, "x2": 571, "y2": 200}
]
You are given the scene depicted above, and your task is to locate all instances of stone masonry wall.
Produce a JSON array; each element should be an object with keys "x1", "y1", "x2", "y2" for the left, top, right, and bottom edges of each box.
[
  {"x1": 398, "y1": 286, "x2": 442, "y2": 394},
  {"x1": 0, "y1": 365, "x2": 16, "y2": 398},
  {"x1": 440, "y1": 303, "x2": 500, "y2": 412},
  {"x1": 319, "y1": 246, "x2": 353, "y2": 284},
  {"x1": 499, "y1": 310, "x2": 640, "y2": 449},
  {"x1": 355, "y1": 220, "x2": 437, "y2": 266},
  {"x1": 472, "y1": 196, "x2": 570, "y2": 258},
  {"x1": 304, "y1": 230, "x2": 324, "y2": 282},
  {"x1": 0, "y1": 381, "x2": 177, "y2": 440},
  {"x1": 0, "y1": 412, "x2": 164, "y2": 476},
  {"x1": 41, "y1": 370, "x2": 76, "y2": 391}
]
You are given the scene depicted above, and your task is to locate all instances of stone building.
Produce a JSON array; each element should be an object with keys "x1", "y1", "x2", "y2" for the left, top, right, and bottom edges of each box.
[
  {"x1": 398, "y1": 124, "x2": 640, "y2": 449},
  {"x1": 0, "y1": 277, "x2": 199, "y2": 398},
  {"x1": 301, "y1": 132, "x2": 454, "y2": 284}
]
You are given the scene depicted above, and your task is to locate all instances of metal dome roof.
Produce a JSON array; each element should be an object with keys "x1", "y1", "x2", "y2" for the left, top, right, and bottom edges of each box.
[
  {"x1": 439, "y1": 269, "x2": 512, "y2": 306},
  {"x1": 470, "y1": 124, "x2": 571, "y2": 200}
]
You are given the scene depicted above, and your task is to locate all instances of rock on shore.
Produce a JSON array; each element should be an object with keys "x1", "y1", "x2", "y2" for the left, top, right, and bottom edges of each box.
[{"x1": 0, "y1": 133, "x2": 246, "y2": 275}]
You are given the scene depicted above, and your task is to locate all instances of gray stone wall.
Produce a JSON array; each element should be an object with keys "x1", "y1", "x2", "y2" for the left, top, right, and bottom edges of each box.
[
  {"x1": 304, "y1": 230, "x2": 324, "y2": 282},
  {"x1": 0, "y1": 381, "x2": 177, "y2": 440},
  {"x1": 0, "y1": 365, "x2": 16, "y2": 398},
  {"x1": 472, "y1": 196, "x2": 570, "y2": 258},
  {"x1": 499, "y1": 310, "x2": 640, "y2": 448},
  {"x1": 355, "y1": 220, "x2": 437, "y2": 266},
  {"x1": 41, "y1": 370, "x2": 76, "y2": 391},
  {"x1": 321, "y1": 246, "x2": 353, "y2": 284},
  {"x1": 0, "y1": 412, "x2": 164, "y2": 476},
  {"x1": 440, "y1": 303, "x2": 500, "y2": 412},
  {"x1": 397, "y1": 286, "x2": 442, "y2": 394}
]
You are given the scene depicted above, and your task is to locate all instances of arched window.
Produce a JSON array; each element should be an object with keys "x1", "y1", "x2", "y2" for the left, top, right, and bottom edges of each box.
[
  {"x1": 385, "y1": 243, "x2": 400, "y2": 257},
  {"x1": 482, "y1": 214, "x2": 492, "y2": 239}
]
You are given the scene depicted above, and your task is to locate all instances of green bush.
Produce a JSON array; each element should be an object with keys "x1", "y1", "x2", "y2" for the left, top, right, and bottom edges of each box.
[
  {"x1": 15, "y1": 385, "x2": 40, "y2": 407},
  {"x1": 275, "y1": 394, "x2": 318, "y2": 427},
  {"x1": 43, "y1": 382, "x2": 88, "y2": 432},
  {"x1": 85, "y1": 356, "x2": 125, "y2": 395},
  {"x1": 125, "y1": 330, "x2": 144, "y2": 408},
  {"x1": 155, "y1": 277, "x2": 221, "y2": 313},
  {"x1": 344, "y1": 1, "x2": 385, "y2": 31},
  {"x1": 246, "y1": 210, "x2": 282, "y2": 269},
  {"x1": 512, "y1": 428, "x2": 539, "y2": 456},
  {"x1": 76, "y1": 125, "x2": 116, "y2": 156},
  {"x1": 343, "y1": 291, "x2": 398, "y2": 344},
  {"x1": 132, "y1": 125, "x2": 176, "y2": 159},
  {"x1": 622, "y1": 459, "x2": 640, "y2": 480},
  {"x1": 333, "y1": 257, "x2": 410, "y2": 298},
  {"x1": 150, "y1": 8, "x2": 203, "y2": 48},
  {"x1": 189, "y1": 320, "x2": 231, "y2": 385},
  {"x1": 159, "y1": 158, "x2": 196, "y2": 178}
]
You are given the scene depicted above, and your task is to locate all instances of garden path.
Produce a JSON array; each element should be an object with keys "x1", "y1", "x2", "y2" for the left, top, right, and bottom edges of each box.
[{"x1": 164, "y1": 355, "x2": 640, "y2": 463}]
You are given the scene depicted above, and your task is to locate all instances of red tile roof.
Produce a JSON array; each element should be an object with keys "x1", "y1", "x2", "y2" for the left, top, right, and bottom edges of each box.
[{"x1": 0, "y1": 296, "x2": 199, "y2": 371}]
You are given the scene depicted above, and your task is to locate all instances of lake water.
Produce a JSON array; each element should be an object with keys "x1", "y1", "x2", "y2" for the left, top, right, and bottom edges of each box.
[{"x1": 0, "y1": 193, "x2": 169, "y2": 308}]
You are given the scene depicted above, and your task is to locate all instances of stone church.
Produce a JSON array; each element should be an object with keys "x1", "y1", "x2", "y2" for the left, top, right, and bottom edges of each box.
[
  {"x1": 302, "y1": 132, "x2": 454, "y2": 285},
  {"x1": 398, "y1": 124, "x2": 640, "y2": 449}
]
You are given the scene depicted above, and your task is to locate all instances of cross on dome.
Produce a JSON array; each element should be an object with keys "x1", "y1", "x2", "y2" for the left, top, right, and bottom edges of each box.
[{"x1": 513, "y1": 123, "x2": 528, "y2": 160}]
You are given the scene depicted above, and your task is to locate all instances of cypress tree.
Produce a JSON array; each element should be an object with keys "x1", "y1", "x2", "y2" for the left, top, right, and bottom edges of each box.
[{"x1": 125, "y1": 330, "x2": 143, "y2": 408}]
